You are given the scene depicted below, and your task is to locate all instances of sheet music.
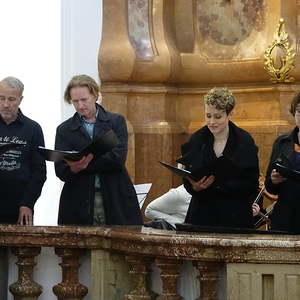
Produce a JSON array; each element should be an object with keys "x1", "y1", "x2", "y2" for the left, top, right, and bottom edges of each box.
[{"x1": 134, "y1": 183, "x2": 152, "y2": 208}]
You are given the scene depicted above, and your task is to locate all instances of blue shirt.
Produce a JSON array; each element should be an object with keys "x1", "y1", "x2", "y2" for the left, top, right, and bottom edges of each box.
[{"x1": 82, "y1": 110, "x2": 101, "y2": 189}]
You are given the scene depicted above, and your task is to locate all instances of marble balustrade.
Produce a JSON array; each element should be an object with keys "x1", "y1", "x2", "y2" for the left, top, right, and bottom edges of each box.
[{"x1": 1, "y1": 225, "x2": 300, "y2": 299}]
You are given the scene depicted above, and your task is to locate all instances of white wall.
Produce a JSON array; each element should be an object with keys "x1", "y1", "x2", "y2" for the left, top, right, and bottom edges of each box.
[
  {"x1": 0, "y1": 0, "x2": 102, "y2": 226},
  {"x1": 0, "y1": 0, "x2": 61, "y2": 226},
  {"x1": 61, "y1": 0, "x2": 102, "y2": 121},
  {"x1": 3, "y1": 0, "x2": 102, "y2": 298}
]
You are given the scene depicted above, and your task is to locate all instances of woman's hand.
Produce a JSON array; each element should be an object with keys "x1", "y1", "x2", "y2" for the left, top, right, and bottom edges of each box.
[
  {"x1": 252, "y1": 203, "x2": 260, "y2": 217},
  {"x1": 270, "y1": 169, "x2": 287, "y2": 185},
  {"x1": 65, "y1": 153, "x2": 94, "y2": 174},
  {"x1": 187, "y1": 175, "x2": 215, "y2": 192}
]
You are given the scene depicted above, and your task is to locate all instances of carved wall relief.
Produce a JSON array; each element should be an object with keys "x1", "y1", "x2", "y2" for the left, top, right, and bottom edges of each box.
[{"x1": 196, "y1": 0, "x2": 266, "y2": 60}]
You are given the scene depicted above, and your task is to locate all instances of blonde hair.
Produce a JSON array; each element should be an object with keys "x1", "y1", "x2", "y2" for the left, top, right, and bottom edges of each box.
[
  {"x1": 204, "y1": 87, "x2": 235, "y2": 114},
  {"x1": 64, "y1": 74, "x2": 99, "y2": 103}
]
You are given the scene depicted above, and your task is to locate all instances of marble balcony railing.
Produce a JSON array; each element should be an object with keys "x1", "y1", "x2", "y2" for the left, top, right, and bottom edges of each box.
[{"x1": 1, "y1": 225, "x2": 300, "y2": 300}]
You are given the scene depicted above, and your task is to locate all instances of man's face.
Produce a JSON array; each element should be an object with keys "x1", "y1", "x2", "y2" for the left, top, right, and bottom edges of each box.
[
  {"x1": 0, "y1": 84, "x2": 23, "y2": 124},
  {"x1": 70, "y1": 86, "x2": 97, "y2": 122}
]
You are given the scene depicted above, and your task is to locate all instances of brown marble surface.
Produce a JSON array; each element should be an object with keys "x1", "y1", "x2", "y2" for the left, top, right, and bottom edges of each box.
[
  {"x1": 1, "y1": 225, "x2": 300, "y2": 264},
  {"x1": 99, "y1": 0, "x2": 300, "y2": 207}
]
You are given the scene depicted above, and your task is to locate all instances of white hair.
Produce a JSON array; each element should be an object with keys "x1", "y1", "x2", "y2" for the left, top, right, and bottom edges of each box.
[{"x1": 0, "y1": 76, "x2": 24, "y2": 94}]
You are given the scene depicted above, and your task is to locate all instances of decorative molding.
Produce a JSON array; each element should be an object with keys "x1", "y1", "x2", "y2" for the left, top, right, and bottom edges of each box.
[{"x1": 264, "y1": 18, "x2": 296, "y2": 83}]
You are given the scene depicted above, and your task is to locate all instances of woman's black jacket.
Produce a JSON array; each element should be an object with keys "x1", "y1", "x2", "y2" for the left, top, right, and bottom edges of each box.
[{"x1": 179, "y1": 121, "x2": 259, "y2": 228}]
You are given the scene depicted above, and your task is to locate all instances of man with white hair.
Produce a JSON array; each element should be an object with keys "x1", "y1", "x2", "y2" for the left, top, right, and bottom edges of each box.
[{"x1": 0, "y1": 76, "x2": 46, "y2": 225}]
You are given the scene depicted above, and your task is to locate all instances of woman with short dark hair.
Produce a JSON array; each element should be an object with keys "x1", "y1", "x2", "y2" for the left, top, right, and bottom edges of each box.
[{"x1": 179, "y1": 87, "x2": 259, "y2": 228}]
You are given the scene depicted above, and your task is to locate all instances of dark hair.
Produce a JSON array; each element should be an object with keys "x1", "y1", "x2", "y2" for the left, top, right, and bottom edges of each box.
[
  {"x1": 204, "y1": 87, "x2": 235, "y2": 115},
  {"x1": 289, "y1": 91, "x2": 300, "y2": 115},
  {"x1": 64, "y1": 74, "x2": 99, "y2": 103}
]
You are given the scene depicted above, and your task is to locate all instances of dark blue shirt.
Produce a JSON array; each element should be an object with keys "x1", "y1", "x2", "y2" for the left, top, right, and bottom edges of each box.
[{"x1": 0, "y1": 110, "x2": 46, "y2": 215}]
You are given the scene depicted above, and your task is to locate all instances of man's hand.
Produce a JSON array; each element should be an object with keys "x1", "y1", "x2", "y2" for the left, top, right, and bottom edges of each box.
[
  {"x1": 65, "y1": 153, "x2": 94, "y2": 174},
  {"x1": 271, "y1": 169, "x2": 287, "y2": 185},
  {"x1": 18, "y1": 206, "x2": 33, "y2": 225},
  {"x1": 187, "y1": 175, "x2": 215, "y2": 192}
]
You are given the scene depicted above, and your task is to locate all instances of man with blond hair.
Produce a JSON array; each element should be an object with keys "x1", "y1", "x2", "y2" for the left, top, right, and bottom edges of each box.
[{"x1": 55, "y1": 74, "x2": 142, "y2": 225}]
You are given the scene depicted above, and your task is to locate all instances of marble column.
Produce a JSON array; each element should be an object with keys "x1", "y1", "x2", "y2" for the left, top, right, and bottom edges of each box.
[
  {"x1": 53, "y1": 248, "x2": 88, "y2": 300},
  {"x1": 9, "y1": 247, "x2": 42, "y2": 300},
  {"x1": 194, "y1": 261, "x2": 221, "y2": 300},
  {"x1": 155, "y1": 258, "x2": 182, "y2": 300},
  {"x1": 124, "y1": 255, "x2": 153, "y2": 300}
]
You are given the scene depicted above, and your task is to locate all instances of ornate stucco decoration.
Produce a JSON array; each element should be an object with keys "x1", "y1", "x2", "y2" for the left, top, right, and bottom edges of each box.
[{"x1": 264, "y1": 18, "x2": 295, "y2": 83}]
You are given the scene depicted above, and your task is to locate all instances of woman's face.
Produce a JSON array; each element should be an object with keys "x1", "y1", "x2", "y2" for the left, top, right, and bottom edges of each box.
[
  {"x1": 295, "y1": 104, "x2": 300, "y2": 128},
  {"x1": 205, "y1": 104, "x2": 231, "y2": 135}
]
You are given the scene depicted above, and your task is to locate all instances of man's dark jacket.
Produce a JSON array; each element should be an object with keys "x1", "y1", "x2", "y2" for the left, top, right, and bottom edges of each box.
[
  {"x1": 55, "y1": 105, "x2": 142, "y2": 225},
  {"x1": 0, "y1": 111, "x2": 46, "y2": 221},
  {"x1": 179, "y1": 121, "x2": 259, "y2": 228}
]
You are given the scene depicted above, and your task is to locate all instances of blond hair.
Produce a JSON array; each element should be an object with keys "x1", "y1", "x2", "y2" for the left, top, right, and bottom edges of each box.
[
  {"x1": 204, "y1": 87, "x2": 235, "y2": 114},
  {"x1": 64, "y1": 74, "x2": 99, "y2": 103}
]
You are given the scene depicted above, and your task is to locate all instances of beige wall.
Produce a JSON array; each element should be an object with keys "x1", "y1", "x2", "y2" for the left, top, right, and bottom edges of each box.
[{"x1": 99, "y1": 0, "x2": 299, "y2": 208}]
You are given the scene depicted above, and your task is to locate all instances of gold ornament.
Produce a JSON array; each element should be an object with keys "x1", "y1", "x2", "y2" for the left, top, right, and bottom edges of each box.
[{"x1": 264, "y1": 18, "x2": 295, "y2": 83}]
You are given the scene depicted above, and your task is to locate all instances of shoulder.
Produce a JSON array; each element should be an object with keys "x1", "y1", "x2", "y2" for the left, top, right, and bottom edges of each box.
[
  {"x1": 231, "y1": 122, "x2": 255, "y2": 145},
  {"x1": 21, "y1": 114, "x2": 43, "y2": 132},
  {"x1": 180, "y1": 126, "x2": 209, "y2": 156},
  {"x1": 269, "y1": 130, "x2": 294, "y2": 153},
  {"x1": 56, "y1": 116, "x2": 74, "y2": 132},
  {"x1": 188, "y1": 126, "x2": 209, "y2": 144},
  {"x1": 274, "y1": 130, "x2": 293, "y2": 144}
]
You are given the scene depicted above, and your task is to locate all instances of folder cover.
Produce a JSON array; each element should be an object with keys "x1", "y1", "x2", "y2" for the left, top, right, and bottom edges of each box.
[
  {"x1": 160, "y1": 156, "x2": 240, "y2": 181},
  {"x1": 274, "y1": 162, "x2": 300, "y2": 183},
  {"x1": 38, "y1": 129, "x2": 120, "y2": 162}
]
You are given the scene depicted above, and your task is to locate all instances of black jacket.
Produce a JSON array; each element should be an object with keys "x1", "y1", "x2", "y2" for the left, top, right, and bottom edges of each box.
[
  {"x1": 265, "y1": 127, "x2": 300, "y2": 233},
  {"x1": 0, "y1": 110, "x2": 46, "y2": 218},
  {"x1": 55, "y1": 105, "x2": 142, "y2": 225},
  {"x1": 180, "y1": 121, "x2": 259, "y2": 228}
]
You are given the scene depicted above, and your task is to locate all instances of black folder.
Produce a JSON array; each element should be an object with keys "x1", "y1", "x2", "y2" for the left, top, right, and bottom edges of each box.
[
  {"x1": 274, "y1": 162, "x2": 300, "y2": 183},
  {"x1": 38, "y1": 129, "x2": 120, "y2": 162},
  {"x1": 159, "y1": 156, "x2": 240, "y2": 181},
  {"x1": 159, "y1": 161, "x2": 192, "y2": 178},
  {"x1": 0, "y1": 143, "x2": 26, "y2": 155}
]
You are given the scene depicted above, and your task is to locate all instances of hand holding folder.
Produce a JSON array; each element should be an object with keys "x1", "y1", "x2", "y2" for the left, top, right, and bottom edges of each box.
[
  {"x1": 38, "y1": 129, "x2": 120, "y2": 162},
  {"x1": 274, "y1": 162, "x2": 300, "y2": 183},
  {"x1": 159, "y1": 156, "x2": 240, "y2": 181}
]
